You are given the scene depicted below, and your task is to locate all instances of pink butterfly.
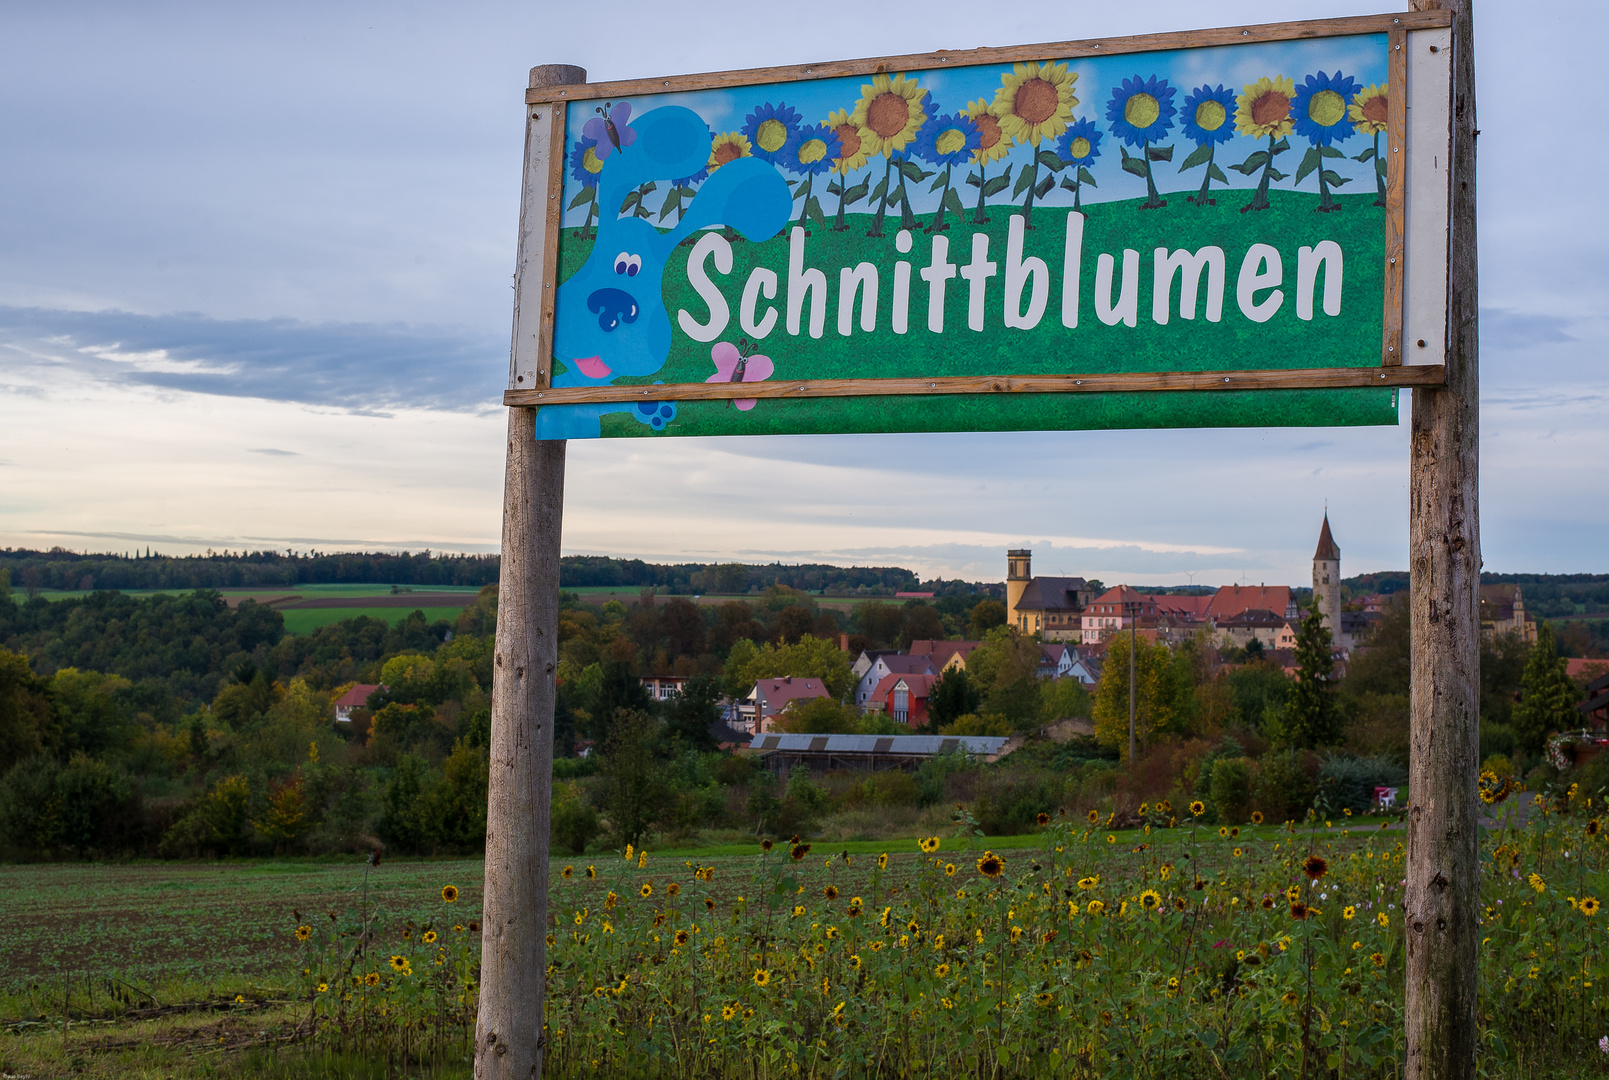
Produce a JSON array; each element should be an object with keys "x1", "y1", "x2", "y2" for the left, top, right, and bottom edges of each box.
[
  {"x1": 707, "y1": 340, "x2": 772, "y2": 411},
  {"x1": 582, "y1": 101, "x2": 636, "y2": 161}
]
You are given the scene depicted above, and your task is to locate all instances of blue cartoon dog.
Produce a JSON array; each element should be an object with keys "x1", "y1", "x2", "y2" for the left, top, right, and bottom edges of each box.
[{"x1": 536, "y1": 106, "x2": 792, "y2": 440}]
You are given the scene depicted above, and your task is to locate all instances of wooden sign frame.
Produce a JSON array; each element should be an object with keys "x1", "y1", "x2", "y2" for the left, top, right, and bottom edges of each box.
[{"x1": 505, "y1": 10, "x2": 1454, "y2": 413}]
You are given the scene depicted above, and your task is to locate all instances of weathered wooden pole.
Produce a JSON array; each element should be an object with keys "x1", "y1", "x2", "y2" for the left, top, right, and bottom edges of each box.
[
  {"x1": 1405, "y1": 1, "x2": 1478, "y2": 1076},
  {"x1": 476, "y1": 62, "x2": 584, "y2": 1080}
]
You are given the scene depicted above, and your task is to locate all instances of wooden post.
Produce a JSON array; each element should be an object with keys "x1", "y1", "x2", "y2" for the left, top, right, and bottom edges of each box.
[
  {"x1": 1405, "y1": 1, "x2": 1478, "y2": 1077},
  {"x1": 476, "y1": 62, "x2": 584, "y2": 1080}
]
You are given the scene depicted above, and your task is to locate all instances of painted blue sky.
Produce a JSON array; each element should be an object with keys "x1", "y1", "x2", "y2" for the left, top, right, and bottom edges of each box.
[
  {"x1": 562, "y1": 35, "x2": 1390, "y2": 224},
  {"x1": 1, "y1": 0, "x2": 1603, "y2": 587}
]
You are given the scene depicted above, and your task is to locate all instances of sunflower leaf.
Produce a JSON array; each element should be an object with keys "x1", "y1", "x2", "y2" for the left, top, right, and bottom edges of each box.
[
  {"x1": 1038, "y1": 150, "x2": 1065, "y2": 171},
  {"x1": 845, "y1": 178, "x2": 871, "y2": 205},
  {"x1": 1077, "y1": 167, "x2": 1098, "y2": 188},
  {"x1": 568, "y1": 188, "x2": 595, "y2": 211},
  {"x1": 928, "y1": 173, "x2": 949, "y2": 193},
  {"x1": 1180, "y1": 144, "x2": 1214, "y2": 171},
  {"x1": 1321, "y1": 170, "x2": 1352, "y2": 187},
  {"x1": 869, "y1": 178, "x2": 889, "y2": 203},
  {"x1": 1120, "y1": 153, "x2": 1150, "y2": 179},
  {"x1": 1266, "y1": 166, "x2": 1289, "y2": 182},
  {"x1": 656, "y1": 189, "x2": 682, "y2": 222},
  {"x1": 1295, "y1": 147, "x2": 1323, "y2": 185},
  {"x1": 1271, "y1": 136, "x2": 1291, "y2": 154},
  {"x1": 982, "y1": 172, "x2": 1011, "y2": 197},
  {"x1": 1320, "y1": 145, "x2": 1346, "y2": 159},
  {"x1": 1230, "y1": 151, "x2": 1268, "y2": 175},
  {"x1": 1354, "y1": 147, "x2": 1377, "y2": 163},
  {"x1": 1059, "y1": 177, "x2": 1079, "y2": 192},
  {"x1": 944, "y1": 189, "x2": 966, "y2": 218},
  {"x1": 1146, "y1": 144, "x2": 1174, "y2": 163},
  {"x1": 1013, "y1": 166, "x2": 1035, "y2": 197},
  {"x1": 897, "y1": 159, "x2": 933, "y2": 182},
  {"x1": 1034, "y1": 175, "x2": 1056, "y2": 199},
  {"x1": 805, "y1": 195, "x2": 825, "y2": 225},
  {"x1": 1207, "y1": 163, "x2": 1229, "y2": 184},
  {"x1": 964, "y1": 171, "x2": 983, "y2": 188}
]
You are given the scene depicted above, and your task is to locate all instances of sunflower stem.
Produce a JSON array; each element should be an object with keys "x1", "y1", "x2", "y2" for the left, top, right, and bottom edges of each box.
[
  {"x1": 972, "y1": 162, "x2": 990, "y2": 224},
  {"x1": 1140, "y1": 140, "x2": 1166, "y2": 210},
  {"x1": 928, "y1": 163, "x2": 952, "y2": 233},
  {"x1": 1021, "y1": 157, "x2": 1039, "y2": 228},
  {"x1": 1189, "y1": 145, "x2": 1216, "y2": 207},
  {"x1": 793, "y1": 173, "x2": 813, "y2": 230},
  {"x1": 1372, "y1": 132, "x2": 1386, "y2": 207},
  {"x1": 1245, "y1": 134, "x2": 1277, "y2": 213},
  {"x1": 869, "y1": 157, "x2": 894, "y2": 238},
  {"x1": 833, "y1": 170, "x2": 851, "y2": 232}
]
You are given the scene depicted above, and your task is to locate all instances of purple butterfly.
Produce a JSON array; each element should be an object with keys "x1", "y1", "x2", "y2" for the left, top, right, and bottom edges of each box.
[{"x1": 582, "y1": 101, "x2": 636, "y2": 161}]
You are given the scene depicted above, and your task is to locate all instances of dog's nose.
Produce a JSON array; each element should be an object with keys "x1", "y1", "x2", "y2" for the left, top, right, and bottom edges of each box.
[{"x1": 587, "y1": 288, "x2": 639, "y2": 333}]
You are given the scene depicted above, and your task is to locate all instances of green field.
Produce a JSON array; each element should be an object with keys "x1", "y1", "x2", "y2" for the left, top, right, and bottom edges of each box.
[{"x1": 278, "y1": 607, "x2": 471, "y2": 634}]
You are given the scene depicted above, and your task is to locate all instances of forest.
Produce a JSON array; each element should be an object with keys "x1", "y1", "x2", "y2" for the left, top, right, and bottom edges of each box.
[{"x1": 0, "y1": 563, "x2": 1600, "y2": 864}]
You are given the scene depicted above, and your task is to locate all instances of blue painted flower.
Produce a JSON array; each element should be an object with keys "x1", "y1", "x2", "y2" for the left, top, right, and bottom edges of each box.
[
  {"x1": 1056, "y1": 118, "x2": 1102, "y2": 166},
  {"x1": 913, "y1": 112, "x2": 981, "y2": 167},
  {"x1": 780, "y1": 122, "x2": 843, "y2": 176},
  {"x1": 569, "y1": 138, "x2": 604, "y2": 189},
  {"x1": 741, "y1": 102, "x2": 801, "y2": 163},
  {"x1": 1105, "y1": 75, "x2": 1176, "y2": 147},
  {"x1": 1181, "y1": 84, "x2": 1237, "y2": 146},
  {"x1": 1292, "y1": 70, "x2": 1361, "y2": 146}
]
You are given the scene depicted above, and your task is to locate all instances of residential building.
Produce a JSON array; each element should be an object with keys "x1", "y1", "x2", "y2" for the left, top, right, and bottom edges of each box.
[
  {"x1": 868, "y1": 672, "x2": 938, "y2": 727},
  {"x1": 1080, "y1": 586, "x2": 1160, "y2": 643},
  {"x1": 1004, "y1": 549, "x2": 1093, "y2": 639},
  {"x1": 849, "y1": 648, "x2": 901, "y2": 685},
  {"x1": 1039, "y1": 643, "x2": 1102, "y2": 687},
  {"x1": 853, "y1": 653, "x2": 935, "y2": 708},
  {"x1": 641, "y1": 674, "x2": 693, "y2": 701},
  {"x1": 909, "y1": 639, "x2": 983, "y2": 672},
  {"x1": 333, "y1": 684, "x2": 382, "y2": 723},
  {"x1": 1207, "y1": 584, "x2": 1297, "y2": 622},
  {"x1": 1217, "y1": 609, "x2": 1289, "y2": 650},
  {"x1": 739, "y1": 676, "x2": 833, "y2": 734}
]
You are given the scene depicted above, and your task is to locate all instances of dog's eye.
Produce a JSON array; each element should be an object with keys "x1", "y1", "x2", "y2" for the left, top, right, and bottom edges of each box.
[{"x1": 614, "y1": 252, "x2": 642, "y2": 277}]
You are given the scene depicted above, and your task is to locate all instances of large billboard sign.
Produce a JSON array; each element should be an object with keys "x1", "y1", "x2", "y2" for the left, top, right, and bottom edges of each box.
[{"x1": 506, "y1": 12, "x2": 1452, "y2": 439}]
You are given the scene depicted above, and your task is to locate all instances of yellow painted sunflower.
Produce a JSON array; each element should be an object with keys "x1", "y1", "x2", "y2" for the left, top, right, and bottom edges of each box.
[
  {"x1": 824, "y1": 108, "x2": 869, "y2": 174},
  {"x1": 1236, "y1": 76, "x2": 1296, "y2": 138},
  {"x1": 708, "y1": 132, "x2": 752, "y2": 173},
  {"x1": 850, "y1": 73, "x2": 929, "y2": 158},
  {"x1": 990, "y1": 61, "x2": 1077, "y2": 147},
  {"x1": 960, "y1": 98, "x2": 1014, "y2": 164},
  {"x1": 1349, "y1": 83, "x2": 1389, "y2": 135}
]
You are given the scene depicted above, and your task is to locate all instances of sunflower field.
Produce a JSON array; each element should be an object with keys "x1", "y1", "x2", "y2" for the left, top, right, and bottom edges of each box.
[{"x1": 286, "y1": 782, "x2": 1609, "y2": 1078}]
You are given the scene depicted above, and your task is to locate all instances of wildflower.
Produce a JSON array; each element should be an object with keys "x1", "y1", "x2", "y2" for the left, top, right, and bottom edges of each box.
[
  {"x1": 1286, "y1": 885, "x2": 1302, "y2": 903},
  {"x1": 235, "y1": 994, "x2": 246, "y2": 1004},
  {"x1": 624, "y1": 844, "x2": 634, "y2": 862},
  {"x1": 944, "y1": 862, "x2": 957, "y2": 877},
  {"x1": 364, "y1": 972, "x2": 380, "y2": 987},
  {"x1": 918, "y1": 836, "x2": 941, "y2": 853},
  {"x1": 1088, "y1": 810, "x2": 1100, "y2": 824},
  {"x1": 1528, "y1": 873, "x2": 1546, "y2": 894},
  {"x1": 1282, "y1": 991, "x2": 1301, "y2": 1006},
  {"x1": 1589, "y1": 820, "x2": 1602, "y2": 837},
  {"x1": 423, "y1": 930, "x2": 437, "y2": 944},
  {"x1": 1371, "y1": 952, "x2": 1386, "y2": 968},
  {"x1": 1078, "y1": 876, "x2": 1099, "y2": 890},
  {"x1": 907, "y1": 917, "x2": 922, "y2": 934},
  {"x1": 674, "y1": 929, "x2": 690, "y2": 946},
  {"x1": 721, "y1": 1004, "x2": 736, "y2": 1021},
  {"x1": 1107, "y1": 834, "x2": 1116, "y2": 844},
  {"x1": 1233, "y1": 847, "x2": 1243, "y2": 858},
  {"x1": 977, "y1": 852, "x2": 1006, "y2": 879},
  {"x1": 824, "y1": 885, "x2": 839, "y2": 900},
  {"x1": 791, "y1": 843, "x2": 811, "y2": 861},
  {"x1": 761, "y1": 839, "x2": 774, "y2": 852},
  {"x1": 586, "y1": 866, "x2": 597, "y2": 880},
  {"x1": 1251, "y1": 811, "x2": 1265, "y2": 825},
  {"x1": 295, "y1": 925, "x2": 311, "y2": 941},
  {"x1": 389, "y1": 955, "x2": 407, "y2": 972},
  {"x1": 316, "y1": 982, "x2": 328, "y2": 993},
  {"x1": 793, "y1": 905, "x2": 806, "y2": 917},
  {"x1": 935, "y1": 963, "x2": 951, "y2": 978},
  {"x1": 1377, "y1": 912, "x2": 1390, "y2": 928},
  {"x1": 638, "y1": 850, "x2": 647, "y2": 869},
  {"x1": 441, "y1": 884, "x2": 459, "y2": 903},
  {"x1": 850, "y1": 954, "x2": 863, "y2": 969},
  {"x1": 1175, "y1": 897, "x2": 1189, "y2": 912},
  {"x1": 1168, "y1": 976, "x2": 1180, "y2": 991},
  {"x1": 877, "y1": 852, "x2": 889, "y2": 870},
  {"x1": 1303, "y1": 855, "x2": 1329, "y2": 880},
  {"x1": 1583, "y1": 897, "x2": 1602, "y2": 916},
  {"x1": 1343, "y1": 906, "x2": 1357, "y2": 920},
  {"x1": 1036, "y1": 812, "x2": 1050, "y2": 826},
  {"x1": 1034, "y1": 991, "x2": 1055, "y2": 1006},
  {"x1": 1139, "y1": 890, "x2": 1162, "y2": 911},
  {"x1": 1087, "y1": 900, "x2": 1106, "y2": 915},
  {"x1": 1218, "y1": 826, "x2": 1229, "y2": 838}
]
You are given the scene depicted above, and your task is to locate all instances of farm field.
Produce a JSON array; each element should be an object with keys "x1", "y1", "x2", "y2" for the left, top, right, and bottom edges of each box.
[{"x1": 28, "y1": 583, "x2": 485, "y2": 635}]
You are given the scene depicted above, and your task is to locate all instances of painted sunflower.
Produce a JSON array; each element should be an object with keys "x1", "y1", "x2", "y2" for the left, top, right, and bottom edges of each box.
[
  {"x1": 823, "y1": 108, "x2": 869, "y2": 173},
  {"x1": 991, "y1": 61, "x2": 1077, "y2": 146},
  {"x1": 1106, "y1": 74, "x2": 1176, "y2": 146},
  {"x1": 1057, "y1": 118, "x2": 1102, "y2": 166},
  {"x1": 915, "y1": 112, "x2": 981, "y2": 167},
  {"x1": 568, "y1": 139, "x2": 603, "y2": 189},
  {"x1": 707, "y1": 132, "x2": 753, "y2": 173},
  {"x1": 1181, "y1": 84, "x2": 1236, "y2": 145},
  {"x1": 781, "y1": 122, "x2": 840, "y2": 176},
  {"x1": 1236, "y1": 76, "x2": 1296, "y2": 138},
  {"x1": 851, "y1": 73, "x2": 930, "y2": 158},
  {"x1": 1350, "y1": 83, "x2": 1389, "y2": 134},
  {"x1": 961, "y1": 98, "x2": 1014, "y2": 163},
  {"x1": 742, "y1": 101, "x2": 801, "y2": 163},
  {"x1": 1292, "y1": 70, "x2": 1359, "y2": 146}
]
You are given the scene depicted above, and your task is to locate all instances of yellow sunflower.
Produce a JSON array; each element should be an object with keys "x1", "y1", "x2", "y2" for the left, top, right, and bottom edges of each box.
[
  {"x1": 977, "y1": 852, "x2": 1005, "y2": 879},
  {"x1": 1584, "y1": 897, "x2": 1602, "y2": 916},
  {"x1": 961, "y1": 98, "x2": 1014, "y2": 163},
  {"x1": 1236, "y1": 76, "x2": 1296, "y2": 138},
  {"x1": 708, "y1": 132, "x2": 752, "y2": 173},
  {"x1": 990, "y1": 61, "x2": 1077, "y2": 147},
  {"x1": 753, "y1": 969, "x2": 771, "y2": 987},
  {"x1": 295, "y1": 924, "x2": 311, "y2": 941},
  {"x1": 824, "y1": 108, "x2": 869, "y2": 174},
  {"x1": 1349, "y1": 83, "x2": 1389, "y2": 135},
  {"x1": 850, "y1": 73, "x2": 929, "y2": 158},
  {"x1": 1138, "y1": 889, "x2": 1162, "y2": 911}
]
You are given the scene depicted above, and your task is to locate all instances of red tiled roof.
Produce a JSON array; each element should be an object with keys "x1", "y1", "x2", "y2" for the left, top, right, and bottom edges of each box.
[
  {"x1": 1207, "y1": 585, "x2": 1293, "y2": 621},
  {"x1": 1314, "y1": 514, "x2": 1340, "y2": 561},
  {"x1": 871, "y1": 672, "x2": 938, "y2": 701},
  {"x1": 909, "y1": 640, "x2": 981, "y2": 665},
  {"x1": 334, "y1": 684, "x2": 382, "y2": 708}
]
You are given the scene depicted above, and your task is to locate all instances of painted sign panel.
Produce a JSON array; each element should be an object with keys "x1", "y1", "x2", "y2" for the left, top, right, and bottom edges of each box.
[{"x1": 520, "y1": 18, "x2": 1443, "y2": 439}]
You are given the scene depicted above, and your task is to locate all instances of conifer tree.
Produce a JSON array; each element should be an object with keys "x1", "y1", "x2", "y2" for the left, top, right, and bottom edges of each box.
[
  {"x1": 1278, "y1": 600, "x2": 1340, "y2": 749},
  {"x1": 1513, "y1": 622, "x2": 1578, "y2": 759}
]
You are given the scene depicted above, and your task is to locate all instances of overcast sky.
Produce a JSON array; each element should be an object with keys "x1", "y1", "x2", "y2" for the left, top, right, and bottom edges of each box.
[{"x1": 1, "y1": 0, "x2": 1602, "y2": 587}]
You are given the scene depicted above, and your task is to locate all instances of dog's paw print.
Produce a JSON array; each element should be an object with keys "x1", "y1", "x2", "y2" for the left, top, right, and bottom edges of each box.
[{"x1": 634, "y1": 399, "x2": 676, "y2": 430}]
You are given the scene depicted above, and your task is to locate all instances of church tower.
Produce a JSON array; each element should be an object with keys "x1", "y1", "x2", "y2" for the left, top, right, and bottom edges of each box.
[
  {"x1": 1312, "y1": 514, "x2": 1341, "y2": 637},
  {"x1": 1006, "y1": 550, "x2": 1032, "y2": 631}
]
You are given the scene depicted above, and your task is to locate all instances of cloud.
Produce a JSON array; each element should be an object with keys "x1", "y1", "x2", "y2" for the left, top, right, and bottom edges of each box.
[
  {"x1": 247, "y1": 448, "x2": 300, "y2": 457},
  {"x1": 0, "y1": 306, "x2": 505, "y2": 412},
  {"x1": 1480, "y1": 308, "x2": 1576, "y2": 349}
]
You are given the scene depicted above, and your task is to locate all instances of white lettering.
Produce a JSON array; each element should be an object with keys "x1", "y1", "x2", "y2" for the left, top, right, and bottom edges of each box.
[
  {"x1": 838, "y1": 263, "x2": 879, "y2": 336},
  {"x1": 1237, "y1": 243, "x2": 1284, "y2": 323},
  {"x1": 892, "y1": 230, "x2": 913, "y2": 335},
  {"x1": 787, "y1": 226, "x2": 827, "y2": 338},
  {"x1": 1004, "y1": 215, "x2": 1048, "y2": 330},
  {"x1": 739, "y1": 267, "x2": 778, "y2": 339},
  {"x1": 958, "y1": 232, "x2": 997, "y2": 332},
  {"x1": 1297, "y1": 241, "x2": 1343, "y2": 320},
  {"x1": 1152, "y1": 246, "x2": 1225, "y2": 325},
  {"x1": 676, "y1": 232, "x2": 732, "y2": 342},
  {"x1": 1061, "y1": 212, "x2": 1084, "y2": 329},
  {"x1": 1094, "y1": 249, "x2": 1139, "y2": 328},
  {"x1": 919, "y1": 235, "x2": 957, "y2": 333}
]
